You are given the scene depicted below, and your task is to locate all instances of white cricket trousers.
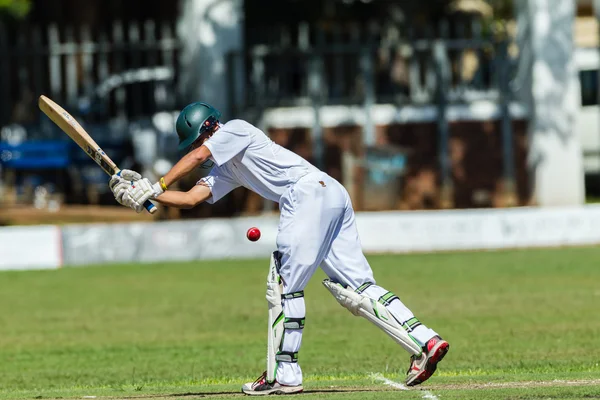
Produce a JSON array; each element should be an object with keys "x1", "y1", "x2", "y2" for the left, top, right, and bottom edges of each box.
[{"x1": 274, "y1": 172, "x2": 437, "y2": 386}]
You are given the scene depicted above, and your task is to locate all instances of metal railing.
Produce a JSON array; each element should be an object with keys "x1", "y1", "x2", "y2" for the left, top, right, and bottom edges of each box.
[
  {"x1": 227, "y1": 31, "x2": 522, "y2": 206},
  {"x1": 228, "y1": 38, "x2": 515, "y2": 110},
  {"x1": 0, "y1": 20, "x2": 181, "y2": 135},
  {"x1": 0, "y1": 20, "x2": 183, "y2": 208}
]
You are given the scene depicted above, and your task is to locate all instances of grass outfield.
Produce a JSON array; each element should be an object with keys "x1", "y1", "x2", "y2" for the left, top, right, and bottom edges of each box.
[{"x1": 0, "y1": 248, "x2": 599, "y2": 399}]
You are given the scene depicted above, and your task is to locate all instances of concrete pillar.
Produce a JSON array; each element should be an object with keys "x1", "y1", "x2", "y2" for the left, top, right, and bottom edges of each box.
[
  {"x1": 178, "y1": 0, "x2": 244, "y2": 118},
  {"x1": 516, "y1": 0, "x2": 585, "y2": 206}
]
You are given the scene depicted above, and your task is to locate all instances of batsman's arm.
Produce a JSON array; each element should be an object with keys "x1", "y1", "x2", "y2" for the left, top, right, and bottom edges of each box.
[
  {"x1": 161, "y1": 145, "x2": 212, "y2": 188},
  {"x1": 153, "y1": 183, "x2": 212, "y2": 209}
]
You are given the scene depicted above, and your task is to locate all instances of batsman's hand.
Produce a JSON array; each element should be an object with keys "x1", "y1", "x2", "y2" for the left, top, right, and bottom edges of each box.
[
  {"x1": 121, "y1": 178, "x2": 164, "y2": 213},
  {"x1": 109, "y1": 169, "x2": 142, "y2": 205}
]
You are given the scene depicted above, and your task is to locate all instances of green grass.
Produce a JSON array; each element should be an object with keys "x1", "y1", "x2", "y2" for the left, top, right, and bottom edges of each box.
[
  {"x1": 0, "y1": 248, "x2": 599, "y2": 399},
  {"x1": 586, "y1": 195, "x2": 600, "y2": 204}
]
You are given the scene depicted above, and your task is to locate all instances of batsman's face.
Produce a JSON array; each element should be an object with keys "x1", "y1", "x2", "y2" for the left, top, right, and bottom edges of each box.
[{"x1": 189, "y1": 130, "x2": 215, "y2": 152}]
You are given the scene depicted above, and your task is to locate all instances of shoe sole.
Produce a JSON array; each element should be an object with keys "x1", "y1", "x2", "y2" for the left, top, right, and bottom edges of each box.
[
  {"x1": 406, "y1": 341, "x2": 450, "y2": 387},
  {"x1": 242, "y1": 386, "x2": 304, "y2": 396}
]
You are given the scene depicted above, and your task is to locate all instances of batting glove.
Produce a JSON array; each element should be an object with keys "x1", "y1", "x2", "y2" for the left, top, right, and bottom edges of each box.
[
  {"x1": 122, "y1": 178, "x2": 164, "y2": 213},
  {"x1": 109, "y1": 169, "x2": 144, "y2": 205}
]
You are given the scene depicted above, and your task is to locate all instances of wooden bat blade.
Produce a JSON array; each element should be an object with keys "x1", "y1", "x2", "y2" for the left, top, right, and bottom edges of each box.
[
  {"x1": 38, "y1": 95, "x2": 116, "y2": 176},
  {"x1": 38, "y1": 95, "x2": 157, "y2": 214}
]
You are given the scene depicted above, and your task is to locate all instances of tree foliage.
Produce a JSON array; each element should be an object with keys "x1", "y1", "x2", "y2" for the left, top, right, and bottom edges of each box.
[{"x1": 0, "y1": 0, "x2": 32, "y2": 19}]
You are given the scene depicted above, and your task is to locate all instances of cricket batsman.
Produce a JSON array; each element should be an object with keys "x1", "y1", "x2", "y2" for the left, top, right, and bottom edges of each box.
[{"x1": 109, "y1": 102, "x2": 450, "y2": 395}]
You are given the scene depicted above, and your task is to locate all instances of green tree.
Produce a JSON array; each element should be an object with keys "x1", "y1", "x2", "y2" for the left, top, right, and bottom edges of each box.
[{"x1": 0, "y1": 0, "x2": 32, "y2": 19}]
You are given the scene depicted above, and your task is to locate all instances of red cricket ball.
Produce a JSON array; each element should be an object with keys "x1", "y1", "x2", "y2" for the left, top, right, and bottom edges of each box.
[{"x1": 246, "y1": 227, "x2": 261, "y2": 242}]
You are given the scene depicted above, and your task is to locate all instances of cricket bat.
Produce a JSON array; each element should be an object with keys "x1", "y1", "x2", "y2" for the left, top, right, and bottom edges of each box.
[{"x1": 38, "y1": 95, "x2": 157, "y2": 214}]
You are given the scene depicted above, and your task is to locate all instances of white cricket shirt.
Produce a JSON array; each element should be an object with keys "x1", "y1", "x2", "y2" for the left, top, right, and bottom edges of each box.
[{"x1": 199, "y1": 119, "x2": 319, "y2": 203}]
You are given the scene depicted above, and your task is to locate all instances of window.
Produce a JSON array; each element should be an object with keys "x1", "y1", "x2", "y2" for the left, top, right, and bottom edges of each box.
[{"x1": 580, "y1": 69, "x2": 598, "y2": 106}]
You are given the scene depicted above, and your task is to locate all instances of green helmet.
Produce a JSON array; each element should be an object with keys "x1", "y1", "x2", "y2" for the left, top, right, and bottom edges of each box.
[{"x1": 176, "y1": 102, "x2": 222, "y2": 153}]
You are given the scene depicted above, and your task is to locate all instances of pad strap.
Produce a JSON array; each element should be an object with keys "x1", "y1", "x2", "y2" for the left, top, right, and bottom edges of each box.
[
  {"x1": 355, "y1": 282, "x2": 373, "y2": 294},
  {"x1": 401, "y1": 317, "x2": 422, "y2": 332},
  {"x1": 283, "y1": 317, "x2": 305, "y2": 329},
  {"x1": 378, "y1": 291, "x2": 400, "y2": 307},
  {"x1": 282, "y1": 291, "x2": 304, "y2": 300},
  {"x1": 275, "y1": 351, "x2": 299, "y2": 363}
]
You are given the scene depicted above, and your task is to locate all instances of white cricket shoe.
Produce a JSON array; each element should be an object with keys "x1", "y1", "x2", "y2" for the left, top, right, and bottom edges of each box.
[
  {"x1": 405, "y1": 335, "x2": 450, "y2": 386},
  {"x1": 242, "y1": 371, "x2": 303, "y2": 396}
]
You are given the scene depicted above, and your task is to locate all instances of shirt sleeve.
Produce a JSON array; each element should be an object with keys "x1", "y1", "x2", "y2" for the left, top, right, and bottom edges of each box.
[
  {"x1": 197, "y1": 166, "x2": 240, "y2": 204},
  {"x1": 203, "y1": 124, "x2": 252, "y2": 166}
]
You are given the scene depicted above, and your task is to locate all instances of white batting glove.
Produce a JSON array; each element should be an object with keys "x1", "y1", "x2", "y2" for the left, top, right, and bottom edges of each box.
[
  {"x1": 112, "y1": 181, "x2": 130, "y2": 205},
  {"x1": 120, "y1": 169, "x2": 142, "y2": 181},
  {"x1": 121, "y1": 178, "x2": 164, "y2": 213},
  {"x1": 109, "y1": 169, "x2": 142, "y2": 188},
  {"x1": 109, "y1": 169, "x2": 143, "y2": 205}
]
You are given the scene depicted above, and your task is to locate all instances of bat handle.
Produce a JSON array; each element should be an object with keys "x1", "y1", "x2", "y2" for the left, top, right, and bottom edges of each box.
[
  {"x1": 116, "y1": 170, "x2": 158, "y2": 215},
  {"x1": 144, "y1": 201, "x2": 158, "y2": 214}
]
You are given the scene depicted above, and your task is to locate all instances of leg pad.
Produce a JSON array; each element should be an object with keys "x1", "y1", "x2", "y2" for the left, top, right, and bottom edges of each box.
[
  {"x1": 267, "y1": 253, "x2": 306, "y2": 382},
  {"x1": 322, "y1": 279, "x2": 422, "y2": 355}
]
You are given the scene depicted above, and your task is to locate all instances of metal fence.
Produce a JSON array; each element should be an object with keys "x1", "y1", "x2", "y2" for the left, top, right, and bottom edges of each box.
[
  {"x1": 0, "y1": 13, "x2": 527, "y2": 211},
  {"x1": 227, "y1": 17, "x2": 523, "y2": 207},
  {"x1": 0, "y1": 20, "x2": 183, "y2": 209},
  {"x1": 0, "y1": 20, "x2": 180, "y2": 134},
  {"x1": 230, "y1": 18, "x2": 517, "y2": 110}
]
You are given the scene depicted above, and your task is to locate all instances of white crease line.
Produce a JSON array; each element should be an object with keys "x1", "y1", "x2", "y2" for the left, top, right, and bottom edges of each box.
[
  {"x1": 370, "y1": 372, "x2": 409, "y2": 390},
  {"x1": 370, "y1": 372, "x2": 439, "y2": 400}
]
